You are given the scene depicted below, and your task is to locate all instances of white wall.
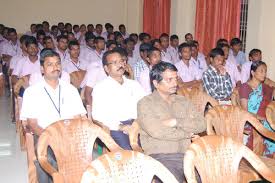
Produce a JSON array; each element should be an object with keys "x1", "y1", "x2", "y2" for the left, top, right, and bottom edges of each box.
[
  {"x1": 246, "y1": 0, "x2": 275, "y2": 80},
  {"x1": 0, "y1": 0, "x2": 143, "y2": 34},
  {"x1": 170, "y1": 0, "x2": 196, "y2": 43}
]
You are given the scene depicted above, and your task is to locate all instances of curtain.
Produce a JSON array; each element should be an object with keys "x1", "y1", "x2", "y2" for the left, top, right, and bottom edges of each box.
[
  {"x1": 195, "y1": 0, "x2": 241, "y2": 55},
  {"x1": 143, "y1": 0, "x2": 171, "y2": 39}
]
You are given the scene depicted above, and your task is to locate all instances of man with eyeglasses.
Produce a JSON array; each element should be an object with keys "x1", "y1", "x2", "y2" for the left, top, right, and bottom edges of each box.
[{"x1": 92, "y1": 49, "x2": 145, "y2": 150}]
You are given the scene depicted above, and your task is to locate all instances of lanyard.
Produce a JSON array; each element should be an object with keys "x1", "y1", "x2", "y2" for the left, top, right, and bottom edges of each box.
[
  {"x1": 71, "y1": 60, "x2": 80, "y2": 70},
  {"x1": 44, "y1": 85, "x2": 61, "y2": 117}
]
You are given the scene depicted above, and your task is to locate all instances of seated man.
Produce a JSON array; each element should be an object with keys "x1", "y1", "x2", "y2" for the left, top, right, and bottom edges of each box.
[
  {"x1": 202, "y1": 48, "x2": 233, "y2": 103},
  {"x1": 137, "y1": 61, "x2": 205, "y2": 182},
  {"x1": 175, "y1": 43, "x2": 202, "y2": 88},
  {"x1": 159, "y1": 33, "x2": 173, "y2": 64},
  {"x1": 92, "y1": 49, "x2": 145, "y2": 150},
  {"x1": 241, "y1": 48, "x2": 262, "y2": 83},
  {"x1": 20, "y1": 49, "x2": 86, "y2": 183},
  {"x1": 229, "y1": 38, "x2": 246, "y2": 68},
  {"x1": 133, "y1": 43, "x2": 151, "y2": 81}
]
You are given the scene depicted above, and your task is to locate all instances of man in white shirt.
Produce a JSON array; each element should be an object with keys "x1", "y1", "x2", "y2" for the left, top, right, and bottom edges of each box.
[
  {"x1": 185, "y1": 33, "x2": 193, "y2": 43},
  {"x1": 55, "y1": 35, "x2": 69, "y2": 67},
  {"x1": 134, "y1": 43, "x2": 151, "y2": 81},
  {"x1": 93, "y1": 24, "x2": 103, "y2": 37},
  {"x1": 43, "y1": 36, "x2": 56, "y2": 50},
  {"x1": 63, "y1": 40, "x2": 88, "y2": 74},
  {"x1": 102, "y1": 23, "x2": 114, "y2": 41},
  {"x1": 119, "y1": 24, "x2": 129, "y2": 39},
  {"x1": 25, "y1": 24, "x2": 37, "y2": 37},
  {"x1": 36, "y1": 30, "x2": 46, "y2": 51},
  {"x1": 138, "y1": 47, "x2": 161, "y2": 95},
  {"x1": 79, "y1": 32, "x2": 95, "y2": 61},
  {"x1": 92, "y1": 49, "x2": 145, "y2": 149},
  {"x1": 124, "y1": 38, "x2": 137, "y2": 70},
  {"x1": 175, "y1": 43, "x2": 202, "y2": 88},
  {"x1": 190, "y1": 41, "x2": 208, "y2": 74},
  {"x1": 159, "y1": 33, "x2": 173, "y2": 64},
  {"x1": 20, "y1": 49, "x2": 86, "y2": 183},
  {"x1": 133, "y1": 33, "x2": 151, "y2": 60},
  {"x1": 167, "y1": 34, "x2": 179, "y2": 63}
]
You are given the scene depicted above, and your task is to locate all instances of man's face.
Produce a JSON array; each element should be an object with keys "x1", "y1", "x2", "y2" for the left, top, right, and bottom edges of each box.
[
  {"x1": 222, "y1": 47, "x2": 229, "y2": 60},
  {"x1": 52, "y1": 27, "x2": 58, "y2": 36},
  {"x1": 21, "y1": 41, "x2": 27, "y2": 52},
  {"x1": 108, "y1": 44, "x2": 117, "y2": 51},
  {"x1": 86, "y1": 39, "x2": 94, "y2": 48},
  {"x1": 107, "y1": 27, "x2": 113, "y2": 34},
  {"x1": 191, "y1": 46, "x2": 198, "y2": 58},
  {"x1": 31, "y1": 25, "x2": 37, "y2": 33},
  {"x1": 87, "y1": 25, "x2": 94, "y2": 32},
  {"x1": 96, "y1": 40, "x2": 105, "y2": 50},
  {"x1": 116, "y1": 35, "x2": 123, "y2": 44},
  {"x1": 58, "y1": 38, "x2": 68, "y2": 50},
  {"x1": 185, "y1": 35, "x2": 193, "y2": 42},
  {"x1": 147, "y1": 50, "x2": 161, "y2": 66},
  {"x1": 211, "y1": 55, "x2": 224, "y2": 69},
  {"x1": 9, "y1": 32, "x2": 17, "y2": 43},
  {"x1": 171, "y1": 39, "x2": 179, "y2": 48},
  {"x1": 104, "y1": 53, "x2": 125, "y2": 78},
  {"x1": 73, "y1": 26, "x2": 80, "y2": 33},
  {"x1": 27, "y1": 44, "x2": 38, "y2": 56},
  {"x1": 154, "y1": 69, "x2": 178, "y2": 95},
  {"x1": 43, "y1": 23, "x2": 50, "y2": 32},
  {"x1": 180, "y1": 47, "x2": 191, "y2": 61},
  {"x1": 143, "y1": 36, "x2": 150, "y2": 44},
  {"x1": 126, "y1": 41, "x2": 134, "y2": 51},
  {"x1": 119, "y1": 26, "x2": 126, "y2": 34},
  {"x1": 160, "y1": 37, "x2": 169, "y2": 49},
  {"x1": 250, "y1": 52, "x2": 262, "y2": 62},
  {"x1": 37, "y1": 35, "x2": 45, "y2": 44},
  {"x1": 44, "y1": 38, "x2": 55, "y2": 49},
  {"x1": 131, "y1": 35, "x2": 138, "y2": 44},
  {"x1": 58, "y1": 24, "x2": 64, "y2": 31},
  {"x1": 96, "y1": 26, "x2": 103, "y2": 34},
  {"x1": 153, "y1": 42, "x2": 161, "y2": 50},
  {"x1": 66, "y1": 25, "x2": 72, "y2": 32},
  {"x1": 43, "y1": 56, "x2": 62, "y2": 80},
  {"x1": 69, "y1": 45, "x2": 80, "y2": 59},
  {"x1": 68, "y1": 34, "x2": 76, "y2": 41},
  {"x1": 232, "y1": 43, "x2": 242, "y2": 52}
]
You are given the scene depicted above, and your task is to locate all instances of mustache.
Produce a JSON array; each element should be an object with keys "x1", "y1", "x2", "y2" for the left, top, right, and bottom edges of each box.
[
  {"x1": 117, "y1": 67, "x2": 124, "y2": 71},
  {"x1": 52, "y1": 69, "x2": 61, "y2": 73}
]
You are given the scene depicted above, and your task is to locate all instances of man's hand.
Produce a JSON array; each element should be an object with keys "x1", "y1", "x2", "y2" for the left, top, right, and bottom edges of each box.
[{"x1": 217, "y1": 65, "x2": 227, "y2": 75}]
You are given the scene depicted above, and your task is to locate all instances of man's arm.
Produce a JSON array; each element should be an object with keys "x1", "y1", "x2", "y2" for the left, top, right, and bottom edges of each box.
[{"x1": 84, "y1": 86, "x2": 93, "y2": 106}]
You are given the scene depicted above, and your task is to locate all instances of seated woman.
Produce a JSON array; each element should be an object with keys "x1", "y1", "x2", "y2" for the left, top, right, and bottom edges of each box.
[{"x1": 239, "y1": 61, "x2": 275, "y2": 158}]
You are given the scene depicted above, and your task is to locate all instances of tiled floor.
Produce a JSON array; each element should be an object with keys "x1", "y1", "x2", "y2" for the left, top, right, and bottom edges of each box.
[{"x1": 0, "y1": 95, "x2": 28, "y2": 182}]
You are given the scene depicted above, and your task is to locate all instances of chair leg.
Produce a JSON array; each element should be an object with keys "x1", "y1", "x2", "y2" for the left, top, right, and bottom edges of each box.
[{"x1": 25, "y1": 133, "x2": 38, "y2": 183}]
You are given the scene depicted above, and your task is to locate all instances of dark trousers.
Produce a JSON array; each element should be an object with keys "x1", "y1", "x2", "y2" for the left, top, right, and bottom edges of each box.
[
  {"x1": 34, "y1": 135, "x2": 58, "y2": 183},
  {"x1": 110, "y1": 119, "x2": 134, "y2": 150}
]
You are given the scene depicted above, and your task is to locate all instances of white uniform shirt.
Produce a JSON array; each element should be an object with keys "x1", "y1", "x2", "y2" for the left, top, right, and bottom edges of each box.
[
  {"x1": 241, "y1": 61, "x2": 252, "y2": 83},
  {"x1": 138, "y1": 67, "x2": 151, "y2": 95},
  {"x1": 175, "y1": 59, "x2": 202, "y2": 82},
  {"x1": 92, "y1": 76, "x2": 145, "y2": 130},
  {"x1": 224, "y1": 59, "x2": 241, "y2": 88},
  {"x1": 167, "y1": 46, "x2": 179, "y2": 63},
  {"x1": 29, "y1": 71, "x2": 70, "y2": 86},
  {"x1": 20, "y1": 79, "x2": 86, "y2": 129},
  {"x1": 161, "y1": 50, "x2": 173, "y2": 64},
  {"x1": 12, "y1": 56, "x2": 40, "y2": 77},
  {"x1": 82, "y1": 62, "x2": 107, "y2": 89},
  {"x1": 63, "y1": 57, "x2": 89, "y2": 74}
]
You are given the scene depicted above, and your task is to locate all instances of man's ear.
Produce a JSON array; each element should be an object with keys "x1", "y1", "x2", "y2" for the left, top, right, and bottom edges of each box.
[
  {"x1": 104, "y1": 65, "x2": 110, "y2": 75},
  {"x1": 40, "y1": 66, "x2": 44, "y2": 74},
  {"x1": 152, "y1": 80, "x2": 158, "y2": 89}
]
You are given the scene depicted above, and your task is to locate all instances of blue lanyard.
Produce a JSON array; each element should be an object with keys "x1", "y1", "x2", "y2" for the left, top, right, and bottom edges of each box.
[{"x1": 44, "y1": 85, "x2": 61, "y2": 117}]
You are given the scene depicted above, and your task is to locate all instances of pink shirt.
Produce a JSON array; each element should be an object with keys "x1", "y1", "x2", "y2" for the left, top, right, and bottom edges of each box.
[
  {"x1": 175, "y1": 59, "x2": 202, "y2": 82},
  {"x1": 225, "y1": 59, "x2": 241, "y2": 88},
  {"x1": 2, "y1": 40, "x2": 22, "y2": 57},
  {"x1": 55, "y1": 48, "x2": 70, "y2": 67},
  {"x1": 167, "y1": 46, "x2": 179, "y2": 63},
  {"x1": 82, "y1": 62, "x2": 107, "y2": 89},
  {"x1": 241, "y1": 61, "x2": 252, "y2": 83},
  {"x1": 63, "y1": 57, "x2": 89, "y2": 74},
  {"x1": 21, "y1": 56, "x2": 41, "y2": 77},
  {"x1": 138, "y1": 67, "x2": 151, "y2": 95},
  {"x1": 161, "y1": 49, "x2": 173, "y2": 64},
  {"x1": 10, "y1": 54, "x2": 26, "y2": 70}
]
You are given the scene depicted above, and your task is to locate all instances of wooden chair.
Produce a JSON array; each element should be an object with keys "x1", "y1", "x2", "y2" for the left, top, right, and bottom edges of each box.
[
  {"x1": 177, "y1": 86, "x2": 219, "y2": 116},
  {"x1": 266, "y1": 101, "x2": 275, "y2": 131},
  {"x1": 15, "y1": 96, "x2": 26, "y2": 151},
  {"x1": 205, "y1": 105, "x2": 275, "y2": 181},
  {"x1": 231, "y1": 88, "x2": 240, "y2": 106},
  {"x1": 184, "y1": 135, "x2": 275, "y2": 183},
  {"x1": 37, "y1": 118, "x2": 122, "y2": 183},
  {"x1": 264, "y1": 77, "x2": 275, "y2": 88},
  {"x1": 81, "y1": 150, "x2": 178, "y2": 183},
  {"x1": 0, "y1": 73, "x2": 5, "y2": 96}
]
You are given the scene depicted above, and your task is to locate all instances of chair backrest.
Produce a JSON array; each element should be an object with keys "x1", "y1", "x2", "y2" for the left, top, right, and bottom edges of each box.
[
  {"x1": 177, "y1": 86, "x2": 219, "y2": 115},
  {"x1": 205, "y1": 105, "x2": 275, "y2": 146},
  {"x1": 231, "y1": 88, "x2": 240, "y2": 106},
  {"x1": 37, "y1": 118, "x2": 122, "y2": 183},
  {"x1": 266, "y1": 101, "x2": 275, "y2": 130},
  {"x1": 184, "y1": 135, "x2": 275, "y2": 183},
  {"x1": 264, "y1": 77, "x2": 275, "y2": 88},
  {"x1": 81, "y1": 150, "x2": 178, "y2": 183}
]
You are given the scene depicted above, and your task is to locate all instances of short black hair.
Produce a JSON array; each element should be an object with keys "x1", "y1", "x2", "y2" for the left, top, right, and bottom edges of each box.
[
  {"x1": 40, "y1": 48, "x2": 60, "y2": 66},
  {"x1": 8, "y1": 28, "x2": 17, "y2": 34},
  {"x1": 216, "y1": 38, "x2": 228, "y2": 47},
  {"x1": 65, "y1": 23, "x2": 72, "y2": 28},
  {"x1": 209, "y1": 48, "x2": 224, "y2": 58},
  {"x1": 102, "y1": 49, "x2": 122, "y2": 66},
  {"x1": 119, "y1": 24, "x2": 126, "y2": 30},
  {"x1": 106, "y1": 40, "x2": 117, "y2": 49},
  {"x1": 105, "y1": 23, "x2": 113, "y2": 29},
  {"x1": 43, "y1": 36, "x2": 53, "y2": 44},
  {"x1": 178, "y1": 42, "x2": 191, "y2": 53},
  {"x1": 189, "y1": 42, "x2": 197, "y2": 48},
  {"x1": 170, "y1": 34, "x2": 179, "y2": 41},
  {"x1": 113, "y1": 47, "x2": 128, "y2": 57},
  {"x1": 51, "y1": 25, "x2": 58, "y2": 31},
  {"x1": 184, "y1": 33, "x2": 193, "y2": 39},
  {"x1": 129, "y1": 33, "x2": 138, "y2": 40},
  {"x1": 42, "y1": 21, "x2": 49, "y2": 26},
  {"x1": 249, "y1": 49, "x2": 262, "y2": 58},
  {"x1": 230, "y1": 38, "x2": 242, "y2": 46},
  {"x1": 73, "y1": 24, "x2": 79, "y2": 29},
  {"x1": 140, "y1": 43, "x2": 152, "y2": 52},
  {"x1": 85, "y1": 32, "x2": 95, "y2": 42},
  {"x1": 96, "y1": 24, "x2": 102, "y2": 28},
  {"x1": 68, "y1": 40, "x2": 79, "y2": 49},
  {"x1": 123, "y1": 38, "x2": 135, "y2": 45},
  {"x1": 19, "y1": 35, "x2": 30, "y2": 44},
  {"x1": 151, "y1": 39, "x2": 160, "y2": 46},
  {"x1": 94, "y1": 36, "x2": 105, "y2": 44},
  {"x1": 250, "y1": 61, "x2": 266, "y2": 79},
  {"x1": 139, "y1": 32, "x2": 151, "y2": 41},
  {"x1": 36, "y1": 30, "x2": 46, "y2": 39},
  {"x1": 148, "y1": 46, "x2": 160, "y2": 57},
  {"x1": 159, "y1": 33, "x2": 169, "y2": 40},
  {"x1": 57, "y1": 35, "x2": 68, "y2": 42},
  {"x1": 216, "y1": 43, "x2": 230, "y2": 49},
  {"x1": 25, "y1": 36, "x2": 38, "y2": 47},
  {"x1": 150, "y1": 61, "x2": 178, "y2": 91}
]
